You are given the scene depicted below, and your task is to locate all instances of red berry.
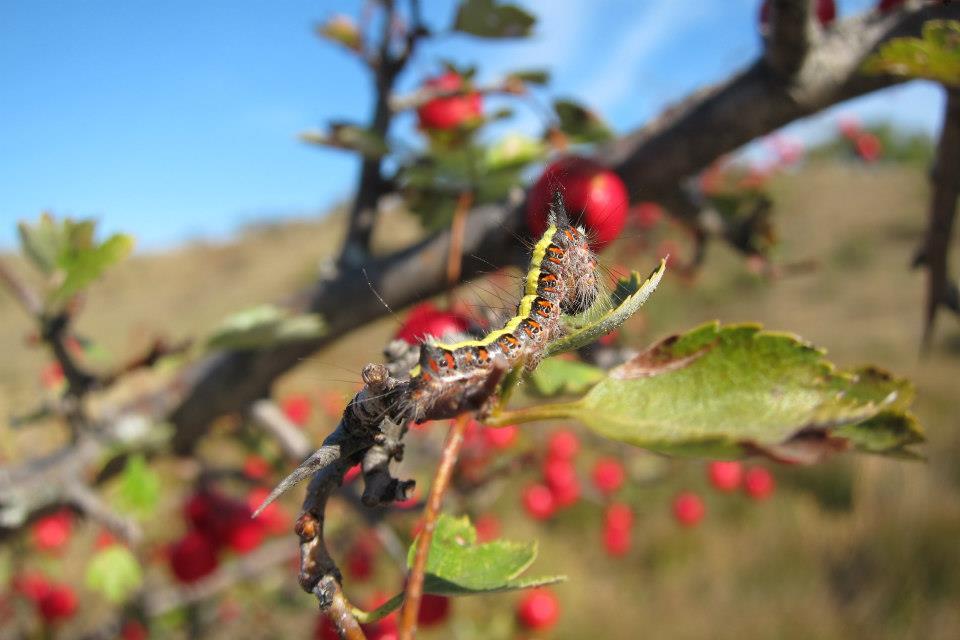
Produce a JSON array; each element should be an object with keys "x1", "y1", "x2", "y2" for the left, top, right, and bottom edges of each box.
[
  {"x1": 855, "y1": 132, "x2": 882, "y2": 163},
  {"x1": 281, "y1": 394, "x2": 312, "y2": 426},
  {"x1": 37, "y1": 583, "x2": 77, "y2": 623},
  {"x1": 169, "y1": 531, "x2": 219, "y2": 583},
  {"x1": 474, "y1": 513, "x2": 501, "y2": 542},
  {"x1": 743, "y1": 467, "x2": 776, "y2": 500},
  {"x1": 120, "y1": 620, "x2": 148, "y2": 640},
  {"x1": 877, "y1": 0, "x2": 906, "y2": 12},
  {"x1": 602, "y1": 522, "x2": 631, "y2": 557},
  {"x1": 395, "y1": 302, "x2": 472, "y2": 344},
  {"x1": 672, "y1": 491, "x2": 706, "y2": 528},
  {"x1": 345, "y1": 537, "x2": 376, "y2": 581},
  {"x1": 516, "y1": 588, "x2": 560, "y2": 631},
  {"x1": 32, "y1": 510, "x2": 72, "y2": 552},
  {"x1": 40, "y1": 362, "x2": 64, "y2": 389},
  {"x1": 247, "y1": 488, "x2": 290, "y2": 536},
  {"x1": 343, "y1": 463, "x2": 362, "y2": 484},
  {"x1": 243, "y1": 455, "x2": 271, "y2": 480},
  {"x1": 837, "y1": 114, "x2": 862, "y2": 139},
  {"x1": 12, "y1": 572, "x2": 51, "y2": 602},
  {"x1": 315, "y1": 615, "x2": 340, "y2": 640},
  {"x1": 95, "y1": 530, "x2": 119, "y2": 550},
  {"x1": 591, "y1": 457, "x2": 626, "y2": 495},
  {"x1": 816, "y1": 0, "x2": 836, "y2": 25},
  {"x1": 227, "y1": 517, "x2": 264, "y2": 554},
  {"x1": 527, "y1": 156, "x2": 629, "y2": 250},
  {"x1": 546, "y1": 429, "x2": 580, "y2": 461},
  {"x1": 633, "y1": 201, "x2": 663, "y2": 229},
  {"x1": 604, "y1": 503, "x2": 633, "y2": 531},
  {"x1": 417, "y1": 594, "x2": 451, "y2": 627},
  {"x1": 483, "y1": 424, "x2": 518, "y2": 450},
  {"x1": 522, "y1": 484, "x2": 556, "y2": 521},
  {"x1": 417, "y1": 72, "x2": 482, "y2": 131},
  {"x1": 543, "y1": 458, "x2": 580, "y2": 507},
  {"x1": 707, "y1": 461, "x2": 743, "y2": 493}
]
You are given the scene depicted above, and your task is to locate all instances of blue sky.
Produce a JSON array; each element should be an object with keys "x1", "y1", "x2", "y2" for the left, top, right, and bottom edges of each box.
[{"x1": 0, "y1": 0, "x2": 944, "y2": 251}]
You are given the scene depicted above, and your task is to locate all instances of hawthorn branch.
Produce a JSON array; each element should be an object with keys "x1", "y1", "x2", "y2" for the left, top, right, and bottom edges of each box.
[
  {"x1": 0, "y1": 258, "x2": 42, "y2": 317},
  {"x1": 764, "y1": 0, "x2": 813, "y2": 76},
  {"x1": 920, "y1": 87, "x2": 960, "y2": 348}
]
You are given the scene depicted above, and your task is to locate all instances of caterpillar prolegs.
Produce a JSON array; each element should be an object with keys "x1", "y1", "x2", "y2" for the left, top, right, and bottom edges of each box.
[{"x1": 404, "y1": 191, "x2": 599, "y2": 422}]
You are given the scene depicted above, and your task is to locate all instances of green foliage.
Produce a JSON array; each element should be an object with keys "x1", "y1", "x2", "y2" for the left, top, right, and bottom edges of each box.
[
  {"x1": 85, "y1": 546, "x2": 143, "y2": 604},
  {"x1": 862, "y1": 19, "x2": 960, "y2": 87},
  {"x1": 516, "y1": 323, "x2": 923, "y2": 461},
  {"x1": 453, "y1": 0, "x2": 536, "y2": 39},
  {"x1": 552, "y1": 98, "x2": 614, "y2": 143},
  {"x1": 207, "y1": 304, "x2": 326, "y2": 350},
  {"x1": 358, "y1": 514, "x2": 564, "y2": 623},
  {"x1": 506, "y1": 69, "x2": 550, "y2": 85},
  {"x1": 527, "y1": 357, "x2": 605, "y2": 396},
  {"x1": 115, "y1": 454, "x2": 161, "y2": 519},
  {"x1": 546, "y1": 260, "x2": 667, "y2": 358},
  {"x1": 300, "y1": 122, "x2": 389, "y2": 158},
  {"x1": 17, "y1": 213, "x2": 135, "y2": 312},
  {"x1": 315, "y1": 15, "x2": 362, "y2": 52}
]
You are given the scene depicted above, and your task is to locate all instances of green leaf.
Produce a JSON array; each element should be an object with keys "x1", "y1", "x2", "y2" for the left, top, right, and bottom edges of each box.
[
  {"x1": 300, "y1": 122, "x2": 389, "y2": 158},
  {"x1": 116, "y1": 454, "x2": 160, "y2": 519},
  {"x1": 50, "y1": 233, "x2": 135, "y2": 307},
  {"x1": 17, "y1": 214, "x2": 134, "y2": 310},
  {"x1": 85, "y1": 546, "x2": 143, "y2": 603},
  {"x1": 560, "y1": 322, "x2": 924, "y2": 461},
  {"x1": 527, "y1": 357, "x2": 605, "y2": 396},
  {"x1": 357, "y1": 514, "x2": 564, "y2": 623},
  {"x1": 861, "y1": 19, "x2": 960, "y2": 87},
  {"x1": 453, "y1": 0, "x2": 535, "y2": 39},
  {"x1": 484, "y1": 133, "x2": 546, "y2": 171},
  {"x1": 507, "y1": 69, "x2": 550, "y2": 85},
  {"x1": 546, "y1": 260, "x2": 666, "y2": 358},
  {"x1": 207, "y1": 304, "x2": 326, "y2": 350},
  {"x1": 553, "y1": 98, "x2": 613, "y2": 144}
]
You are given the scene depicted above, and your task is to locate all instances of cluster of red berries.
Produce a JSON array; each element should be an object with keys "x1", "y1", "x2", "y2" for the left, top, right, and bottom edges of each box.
[
  {"x1": 11, "y1": 572, "x2": 77, "y2": 625},
  {"x1": 416, "y1": 71, "x2": 483, "y2": 132},
  {"x1": 672, "y1": 461, "x2": 777, "y2": 528},
  {"x1": 169, "y1": 487, "x2": 290, "y2": 584},
  {"x1": 394, "y1": 302, "x2": 474, "y2": 345},
  {"x1": 521, "y1": 429, "x2": 582, "y2": 520}
]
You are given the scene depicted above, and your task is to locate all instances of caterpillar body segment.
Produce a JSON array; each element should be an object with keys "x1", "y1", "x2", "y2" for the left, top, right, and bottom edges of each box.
[{"x1": 405, "y1": 192, "x2": 599, "y2": 422}]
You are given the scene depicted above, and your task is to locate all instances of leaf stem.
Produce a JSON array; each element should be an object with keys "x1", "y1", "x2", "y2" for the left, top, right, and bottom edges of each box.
[
  {"x1": 485, "y1": 400, "x2": 582, "y2": 427},
  {"x1": 398, "y1": 413, "x2": 470, "y2": 640}
]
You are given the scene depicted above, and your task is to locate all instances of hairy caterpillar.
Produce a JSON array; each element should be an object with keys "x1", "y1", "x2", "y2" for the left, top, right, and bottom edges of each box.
[{"x1": 404, "y1": 191, "x2": 600, "y2": 421}]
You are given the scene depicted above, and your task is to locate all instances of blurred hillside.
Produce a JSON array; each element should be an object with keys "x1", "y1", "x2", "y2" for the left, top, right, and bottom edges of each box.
[{"x1": 2, "y1": 160, "x2": 959, "y2": 639}]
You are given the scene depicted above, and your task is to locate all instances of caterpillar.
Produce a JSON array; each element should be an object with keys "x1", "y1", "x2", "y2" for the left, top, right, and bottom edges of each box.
[{"x1": 404, "y1": 191, "x2": 599, "y2": 422}]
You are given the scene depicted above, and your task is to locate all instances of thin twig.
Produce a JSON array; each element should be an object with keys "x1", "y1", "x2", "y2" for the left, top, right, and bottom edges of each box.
[
  {"x1": 445, "y1": 191, "x2": 474, "y2": 290},
  {"x1": 250, "y1": 399, "x2": 312, "y2": 460},
  {"x1": 322, "y1": 576, "x2": 368, "y2": 640},
  {"x1": 398, "y1": 413, "x2": 470, "y2": 640}
]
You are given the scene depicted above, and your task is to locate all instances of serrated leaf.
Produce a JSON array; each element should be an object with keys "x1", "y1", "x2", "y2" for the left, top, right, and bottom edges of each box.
[
  {"x1": 559, "y1": 322, "x2": 924, "y2": 461},
  {"x1": 527, "y1": 357, "x2": 604, "y2": 396},
  {"x1": 358, "y1": 514, "x2": 564, "y2": 623},
  {"x1": 301, "y1": 122, "x2": 389, "y2": 158},
  {"x1": 85, "y1": 546, "x2": 143, "y2": 603},
  {"x1": 453, "y1": 0, "x2": 535, "y2": 39},
  {"x1": 116, "y1": 454, "x2": 160, "y2": 519},
  {"x1": 50, "y1": 233, "x2": 135, "y2": 306},
  {"x1": 507, "y1": 69, "x2": 550, "y2": 85},
  {"x1": 861, "y1": 19, "x2": 960, "y2": 87},
  {"x1": 484, "y1": 133, "x2": 546, "y2": 171},
  {"x1": 208, "y1": 304, "x2": 326, "y2": 350},
  {"x1": 547, "y1": 260, "x2": 666, "y2": 358},
  {"x1": 553, "y1": 98, "x2": 613, "y2": 144}
]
